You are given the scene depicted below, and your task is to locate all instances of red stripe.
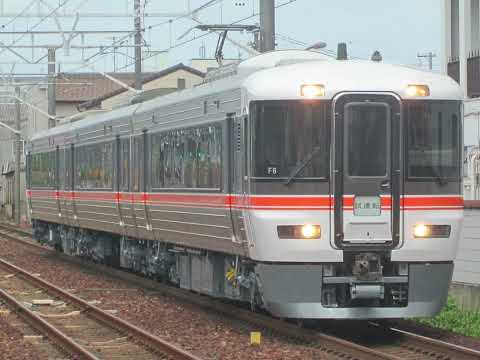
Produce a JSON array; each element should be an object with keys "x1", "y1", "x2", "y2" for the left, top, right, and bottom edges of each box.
[
  {"x1": 401, "y1": 196, "x2": 464, "y2": 207},
  {"x1": 26, "y1": 190, "x2": 464, "y2": 211},
  {"x1": 234, "y1": 196, "x2": 332, "y2": 208},
  {"x1": 149, "y1": 193, "x2": 229, "y2": 206}
]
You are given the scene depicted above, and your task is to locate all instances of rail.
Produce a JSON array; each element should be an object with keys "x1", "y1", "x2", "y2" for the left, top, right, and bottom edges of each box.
[
  {"x1": 0, "y1": 248, "x2": 203, "y2": 360},
  {"x1": 1, "y1": 223, "x2": 480, "y2": 360}
]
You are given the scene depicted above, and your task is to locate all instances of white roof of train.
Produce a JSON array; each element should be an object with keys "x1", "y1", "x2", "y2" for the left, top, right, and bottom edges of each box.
[
  {"x1": 30, "y1": 50, "x2": 462, "y2": 142},
  {"x1": 243, "y1": 53, "x2": 463, "y2": 101}
]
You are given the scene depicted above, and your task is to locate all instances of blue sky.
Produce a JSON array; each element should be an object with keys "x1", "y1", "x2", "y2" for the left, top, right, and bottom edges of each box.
[{"x1": 0, "y1": 0, "x2": 442, "y2": 74}]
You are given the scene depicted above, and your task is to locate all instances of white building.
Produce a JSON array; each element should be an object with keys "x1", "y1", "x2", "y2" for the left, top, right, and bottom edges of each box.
[
  {"x1": 443, "y1": 1, "x2": 480, "y2": 306},
  {"x1": 442, "y1": 0, "x2": 480, "y2": 200}
]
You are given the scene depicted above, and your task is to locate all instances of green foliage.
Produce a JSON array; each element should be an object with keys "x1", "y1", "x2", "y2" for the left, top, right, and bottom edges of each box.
[{"x1": 418, "y1": 297, "x2": 480, "y2": 338}]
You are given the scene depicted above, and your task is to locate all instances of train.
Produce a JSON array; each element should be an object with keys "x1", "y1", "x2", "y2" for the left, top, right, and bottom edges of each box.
[{"x1": 26, "y1": 50, "x2": 464, "y2": 319}]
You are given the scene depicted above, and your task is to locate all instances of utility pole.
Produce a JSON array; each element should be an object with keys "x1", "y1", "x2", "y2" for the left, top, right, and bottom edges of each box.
[
  {"x1": 418, "y1": 52, "x2": 437, "y2": 71},
  {"x1": 259, "y1": 0, "x2": 275, "y2": 52},
  {"x1": 48, "y1": 48, "x2": 56, "y2": 128},
  {"x1": 14, "y1": 86, "x2": 21, "y2": 225},
  {"x1": 134, "y1": 0, "x2": 143, "y2": 90}
]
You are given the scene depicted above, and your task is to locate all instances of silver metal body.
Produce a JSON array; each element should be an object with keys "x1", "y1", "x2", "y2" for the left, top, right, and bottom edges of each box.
[{"x1": 26, "y1": 51, "x2": 464, "y2": 319}]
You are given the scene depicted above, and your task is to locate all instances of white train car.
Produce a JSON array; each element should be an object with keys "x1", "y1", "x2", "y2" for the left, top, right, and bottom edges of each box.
[{"x1": 27, "y1": 50, "x2": 463, "y2": 319}]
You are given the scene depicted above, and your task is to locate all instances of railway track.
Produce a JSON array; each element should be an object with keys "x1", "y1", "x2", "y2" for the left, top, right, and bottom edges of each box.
[
  {"x1": 0, "y1": 232, "x2": 202, "y2": 360},
  {"x1": 1, "y1": 223, "x2": 480, "y2": 360}
]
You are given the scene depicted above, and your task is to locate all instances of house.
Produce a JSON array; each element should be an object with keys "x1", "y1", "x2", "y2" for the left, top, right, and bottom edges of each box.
[{"x1": 78, "y1": 63, "x2": 204, "y2": 111}]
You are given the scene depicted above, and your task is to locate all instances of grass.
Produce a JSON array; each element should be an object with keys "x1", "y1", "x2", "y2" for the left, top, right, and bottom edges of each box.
[{"x1": 418, "y1": 297, "x2": 480, "y2": 338}]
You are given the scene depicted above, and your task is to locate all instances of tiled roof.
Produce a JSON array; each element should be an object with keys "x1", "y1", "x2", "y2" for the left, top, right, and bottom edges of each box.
[{"x1": 56, "y1": 63, "x2": 204, "y2": 103}]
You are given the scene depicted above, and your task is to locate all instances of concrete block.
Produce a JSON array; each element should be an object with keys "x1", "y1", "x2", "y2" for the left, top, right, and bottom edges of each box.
[{"x1": 450, "y1": 282, "x2": 480, "y2": 312}]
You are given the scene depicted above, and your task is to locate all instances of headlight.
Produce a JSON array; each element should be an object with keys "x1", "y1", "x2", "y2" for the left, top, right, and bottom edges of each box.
[
  {"x1": 277, "y1": 225, "x2": 321, "y2": 239},
  {"x1": 300, "y1": 84, "x2": 325, "y2": 98},
  {"x1": 406, "y1": 84, "x2": 430, "y2": 97},
  {"x1": 413, "y1": 224, "x2": 451, "y2": 238}
]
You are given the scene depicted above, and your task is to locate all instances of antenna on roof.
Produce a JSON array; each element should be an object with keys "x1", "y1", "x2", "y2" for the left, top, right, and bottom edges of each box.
[{"x1": 371, "y1": 50, "x2": 383, "y2": 62}]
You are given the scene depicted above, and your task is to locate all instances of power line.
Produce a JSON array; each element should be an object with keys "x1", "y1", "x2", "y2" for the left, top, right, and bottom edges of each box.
[
  {"x1": 0, "y1": 0, "x2": 73, "y2": 58},
  {"x1": 0, "y1": 0, "x2": 37, "y2": 30},
  {"x1": 50, "y1": 0, "x2": 202, "y2": 74},
  {"x1": 116, "y1": 0, "x2": 300, "y2": 72},
  {"x1": 147, "y1": 0, "x2": 223, "y2": 30}
]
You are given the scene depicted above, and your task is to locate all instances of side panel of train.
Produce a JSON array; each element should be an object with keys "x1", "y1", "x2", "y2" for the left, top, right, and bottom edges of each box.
[{"x1": 28, "y1": 88, "x2": 253, "y2": 302}]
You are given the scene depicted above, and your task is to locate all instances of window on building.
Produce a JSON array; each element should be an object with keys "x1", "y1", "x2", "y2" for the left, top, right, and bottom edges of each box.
[{"x1": 177, "y1": 78, "x2": 186, "y2": 90}]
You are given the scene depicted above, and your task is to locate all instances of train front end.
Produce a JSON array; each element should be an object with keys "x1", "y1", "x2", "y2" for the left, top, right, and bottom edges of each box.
[{"x1": 243, "y1": 59, "x2": 463, "y2": 319}]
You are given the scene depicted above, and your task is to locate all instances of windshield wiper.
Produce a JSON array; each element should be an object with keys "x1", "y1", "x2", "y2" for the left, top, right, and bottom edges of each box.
[{"x1": 284, "y1": 146, "x2": 322, "y2": 186}]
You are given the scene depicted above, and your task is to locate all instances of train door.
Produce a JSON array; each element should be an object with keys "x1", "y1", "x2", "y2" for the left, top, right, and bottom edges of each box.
[
  {"x1": 127, "y1": 133, "x2": 146, "y2": 237},
  {"x1": 333, "y1": 94, "x2": 401, "y2": 249},
  {"x1": 117, "y1": 137, "x2": 131, "y2": 235},
  {"x1": 55, "y1": 147, "x2": 61, "y2": 222},
  {"x1": 229, "y1": 113, "x2": 249, "y2": 254},
  {"x1": 61, "y1": 145, "x2": 75, "y2": 226}
]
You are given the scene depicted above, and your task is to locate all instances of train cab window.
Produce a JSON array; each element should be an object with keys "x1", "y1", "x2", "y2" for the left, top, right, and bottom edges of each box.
[
  {"x1": 346, "y1": 104, "x2": 388, "y2": 177},
  {"x1": 252, "y1": 101, "x2": 330, "y2": 180},
  {"x1": 406, "y1": 101, "x2": 461, "y2": 180},
  {"x1": 30, "y1": 151, "x2": 56, "y2": 188}
]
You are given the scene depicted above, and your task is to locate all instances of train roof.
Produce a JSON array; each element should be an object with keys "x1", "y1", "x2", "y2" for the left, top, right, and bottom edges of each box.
[
  {"x1": 242, "y1": 57, "x2": 463, "y2": 101},
  {"x1": 30, "y1": 50, "x2": 462, "y2": 144}
]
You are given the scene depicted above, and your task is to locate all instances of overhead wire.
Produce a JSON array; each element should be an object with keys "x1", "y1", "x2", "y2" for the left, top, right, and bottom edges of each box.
[
  {"x1": 1, "y1": 0, "x2": 82, "y2": 101},
  {"x1": 62, "y1": 0, "x2": 221, "y2": 74},
  {"x1": 0, "y1": 0, "x2": 37, "y2": 30},
  {"x1": 115, "y1": 0, "x2": 300, "y2": 72},
  {"x1": 0, "y1": 0, "x2": 73, "y2": 58},
  {"x1": 146, "y1": 0, "x2": 223, "y2": 30}
]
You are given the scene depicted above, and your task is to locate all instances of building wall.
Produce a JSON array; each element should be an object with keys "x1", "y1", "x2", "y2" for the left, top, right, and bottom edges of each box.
[
  {"x1": 189, "y1": 58, "x2": 238, "y2": 73},
  {"x1": 0, "y1": 82, "x2": 81, "y2": 223},
  {"x1": 0, "y1": 83, "x2": 43, "y2": 222},
  {"x1": 101, "y1": 69, "x2": 204, "y2": 110},
  {"x1": 454, "y1": 207, "x2": 480, "y2": 284},
  {"x1": 464, "y1": 100, "x2": 480, "y2": 146},
  {"x1": 56, "y1": 102, "x2": 83, "y2": 122}
]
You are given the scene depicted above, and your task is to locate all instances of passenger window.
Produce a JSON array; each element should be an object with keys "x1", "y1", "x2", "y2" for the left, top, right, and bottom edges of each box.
[
  {"x1": 65, "y1": 147, "x2": 72, "y2": 190},
  {"x1": 120, "y1": 139, "x2": 130, "y2": 191},
  {"x1": 151, "y1": 125, "x2": 222, "y2": 190},
  {"x1": 30, "y1": 151, "x2": 56, "y2": 189},
  {"x1": 75, "y1": 142, "x2": 113, "y2": 190},
  {"x1": 58, "y1": 149, "x2": 64, "y2": 189},
  {"x1": 132, "y1": 136, "x2": 144, "y2": 192}
]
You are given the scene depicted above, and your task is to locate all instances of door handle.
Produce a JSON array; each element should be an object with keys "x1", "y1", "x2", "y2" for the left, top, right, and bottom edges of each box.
[{"x1": 380, "y1": 180, "x2": 391, "y2": 190}]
